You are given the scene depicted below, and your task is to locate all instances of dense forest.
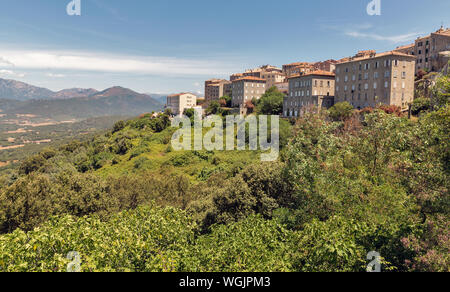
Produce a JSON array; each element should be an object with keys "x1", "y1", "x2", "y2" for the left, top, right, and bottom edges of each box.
[{"x1": 0, "y1": 72, "x2": 448, "y2": 272}]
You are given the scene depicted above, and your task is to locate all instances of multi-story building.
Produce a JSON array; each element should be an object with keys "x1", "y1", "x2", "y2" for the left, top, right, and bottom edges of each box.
[
  {"x1": 230, "y1": 73, "x2": 244, "y2": 82},
  {"x1": 334, "y1": 50, "x2": 416, "y2": 110},
  {"x1": 313, "y1": 59, "x2": 338, "y2": 72},
  {"x1": 231, "y1": 76, "x2": 267, "y2": 107},
  {"x1": 205, "y1": 79, "x2": 232, "y2": 102},
  {"x1": 394, "y1": 27, "x2": 450, "y2": 73},
  {"x1": 283, "y1": 71, "x2": 335, "y2": 118},
  {"x1": 261, "y1": 71, "x2": 286, "y2": 89},
  {"x1": 274, "y1": 82, "x2": 289, "y2": 95},
  {"x1": 166, "y1": 93, "x2": 197, "y2": 116},
  {"x1": 282, "y1": 62, "x2": 315, "y2": 77}
]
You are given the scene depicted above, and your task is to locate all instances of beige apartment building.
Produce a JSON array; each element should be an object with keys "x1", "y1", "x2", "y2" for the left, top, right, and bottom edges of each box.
[
  {"x1": 283, "y1": 71, "x2": 335, "y2": 118},
  {"x1": 204, "y1": 79, "x2": 232, "y2": 102},
  {"x1": 394, "y1": 27, "x2": 450, "y2": 73},
  {"x1": 166, "y1": 93, "x2": 197, "y2": 116},
  {"x1": 231, "y1": 76, "x2": 267, "y2": 107},
  {"x1": 334, "y1": 50, "x2": 416, "y2": 110}
]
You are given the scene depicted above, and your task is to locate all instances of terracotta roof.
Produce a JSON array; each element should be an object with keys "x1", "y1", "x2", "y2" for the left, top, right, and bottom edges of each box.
[
  {"x1": 338, "y1": 51, "x2": 416, "y2": 64},
  {"x1": 288, "y1": 70, "x2": 335, "y2": 79},
  {"x1": 283, "y1": 62, "x2": 313, "y2": 67},
  {"x1": 168, "y1": 92, "x2": 196, "y2": 98},
  {"x1": 232, "y1": 76, "x2": 266, "y2": 82},
  {"x1": 395, "y1": 43, "x2": 415, "y2": 50}
]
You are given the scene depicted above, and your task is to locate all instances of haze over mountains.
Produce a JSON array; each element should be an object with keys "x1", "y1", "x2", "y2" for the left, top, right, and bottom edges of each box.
[{"x1": 0, "y1": 78, "x2": 164, "y2": 120}]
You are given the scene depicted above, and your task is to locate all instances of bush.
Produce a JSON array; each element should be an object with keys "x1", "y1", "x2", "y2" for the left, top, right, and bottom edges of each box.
[{"x1": 328, "y1": 102, "x2": 354, "y2": 121}]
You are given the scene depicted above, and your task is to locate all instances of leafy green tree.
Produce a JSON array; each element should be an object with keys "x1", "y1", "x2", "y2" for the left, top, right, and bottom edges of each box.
[
  {"x1": 256, "y1": 86, "x2": 284, "y2": 115},
  {"x1": 411, "y1": 98, "x2": 431, "y2": 116},
  {"x1": 328, "y1": 102, "x2": 354, "y2": 121},
  {"x1": 206, "y1": 101, "x2": 223, "y2": 116}
]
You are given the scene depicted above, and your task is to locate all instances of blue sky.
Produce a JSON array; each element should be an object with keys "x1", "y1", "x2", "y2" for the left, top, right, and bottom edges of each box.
[{"x1": 0, "y1": 0, "x2": 449, "y2": 95}]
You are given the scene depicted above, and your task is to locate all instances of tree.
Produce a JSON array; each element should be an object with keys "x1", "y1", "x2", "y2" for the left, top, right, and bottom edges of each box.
[
  {"x1": 206, "y1": 101, "x2": 223, "y2": 115},
  {"x1": 221, "y1": 95, "x2": 232, "y2": 107},
  {"x1": 411, "y1": 98, "x2": 431, "y2": 116},
  {"x1": 256, "y1": 86, "x2": 284, "y2": 115},
  {"x1": 328, "y1": 102, "x2": 354, "y2": 121}
]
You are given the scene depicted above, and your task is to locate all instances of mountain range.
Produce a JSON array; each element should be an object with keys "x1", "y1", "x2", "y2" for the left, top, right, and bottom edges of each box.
[{"x1": 0, "y1": 78, "x2": 164, "y2": 120}]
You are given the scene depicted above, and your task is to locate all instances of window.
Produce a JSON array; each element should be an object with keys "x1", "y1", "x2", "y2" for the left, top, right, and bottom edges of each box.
[
  {"x1": 384, "y1": 81, "x2": 389, "y2": 88},
  {"x1": 402, "y1": 72, "x2": 406, "y2": 78},
  {"x1": 374, "y1": 82, "x2": 377, "y2": 89},
  {"x1": 374, "y1": 72, "x2": 379, "y2": 79}
]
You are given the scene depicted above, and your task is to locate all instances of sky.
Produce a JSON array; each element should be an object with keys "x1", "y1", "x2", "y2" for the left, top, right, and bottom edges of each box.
[{"x1": 0, "y1": 0, "x2": 449, "y2": 95}]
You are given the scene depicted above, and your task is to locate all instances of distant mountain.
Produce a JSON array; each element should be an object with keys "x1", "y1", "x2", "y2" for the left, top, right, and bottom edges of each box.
[
  {"x1": 146, "y1": 93, "x2": 168, "y2": 105},
  {"x1": 0, "y1": 78, "x2": 54, "y2": 101},
  {"x1": 1, "y1": 85, "x2": 163, "y2": 120},
  {"x1": 52, "y1": 88, "x2": 98, "y2": 99}
]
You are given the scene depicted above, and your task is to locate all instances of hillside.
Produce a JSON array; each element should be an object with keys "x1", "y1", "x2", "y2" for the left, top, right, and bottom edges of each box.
[
  {"x1": 1, "y1": 86, "x2": 163, "y2": 120},
  {"x1": 52, "y1": 88, "x2": 98, "y2": 99},
  {"x1": 0, "y1": 78, "x2": 54, "y2": 101},
  {"x1": 0, "y1": 107, "x2": 448, "y2": 272}
]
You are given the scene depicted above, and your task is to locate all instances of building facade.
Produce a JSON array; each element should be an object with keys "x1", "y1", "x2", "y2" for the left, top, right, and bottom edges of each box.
[
  {"x1": 394, "y1": 27, "x2": 450, "y2": 73},
  {"x1": 166, "y1": 93, "x2": 197, "y2": 116},
  {"x1": 334, "y1": 51, "x2": 416, "y2": 110},
  {"x1": 283, "y1": 71, "x2": 335, "y2": 118},
  {"x1": 205, "y1": 79, "x2": 232, "y2": 102},
  {"x1": 231, "y1": 77, "x2": 267, "y2": 107},
  {"x1": 261, "y1": 71, "x2": 286, "y2": 89},
  {"x1": 313, "y1": 59, "x2": 338, "y2": 72},
  {"x1": 282, "y1": 62, "x2": 315, "y2": 78}
]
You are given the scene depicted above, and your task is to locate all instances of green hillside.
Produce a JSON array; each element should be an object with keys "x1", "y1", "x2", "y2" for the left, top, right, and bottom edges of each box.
[{"x1": 0, "y1": 71, "x2": 448, "y2": 273}]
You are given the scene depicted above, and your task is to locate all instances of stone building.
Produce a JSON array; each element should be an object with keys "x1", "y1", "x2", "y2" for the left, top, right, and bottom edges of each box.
[
  {"x1": 394, "y1": 27, "x2": 450, "y2": 73},
  {"x1": 334, "y1": 50, "x2": 416, "y2": 110},
  {"x1": 231, "y1": 76, "x2": 267, "y2": 107},
  {"x1": 282, "y1": 62, "x2": 315, "y2": 78},
  {"x1": 283, "y1": 70, "x2": 335, "y2": 118},
  {"x1": 204, "y1": 79, "x2": 232, "y2": 102}
]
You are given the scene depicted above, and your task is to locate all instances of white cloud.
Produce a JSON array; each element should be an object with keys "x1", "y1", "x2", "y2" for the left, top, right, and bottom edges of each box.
[
  {"x1": 345, "y1": 31, "x2": 422, "y2": 43},
  {"x1": 0, "y1": 49, "x2": 238, "y2": 76},
  {"x1": 0, "y1": 69, "x2": 25, "y2": 78},
  {"x1": 46, "y1": 73, "x2": 66, "y2": 78}
]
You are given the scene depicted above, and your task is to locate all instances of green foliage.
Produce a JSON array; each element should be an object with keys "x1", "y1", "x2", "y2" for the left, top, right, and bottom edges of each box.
[
  {"x1": 328, "y1": 102, "x2": 354, "y2": 121},
  {"x1": 254, "y1": 86, "x2": 285, "y2": 115},
  {"x1": 206, "y1": 101, "x2": 223, "y2": 116},
  {"x1": 0, "y1": 205, "x2": 196, "y2": 272},
  {"x1": 411, "y1": 98, "x2": 431, "y2": 116},
  {"x1": 181, "y1": 216, "x2": 298, "y2": 272},
  {"x1": 0, "y1": 104, "x2": 448, "y2": 272},
  {"x1": 190, "y1": 162, "x2": 294, "y2": 232}
]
